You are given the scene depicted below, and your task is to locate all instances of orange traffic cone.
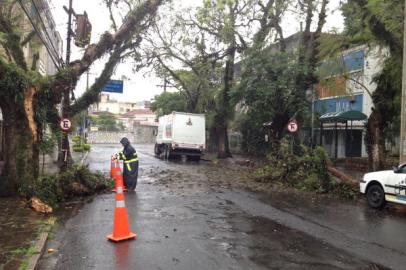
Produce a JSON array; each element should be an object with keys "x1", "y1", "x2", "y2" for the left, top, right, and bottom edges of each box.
[
  {"x1": 111, "y1": 157, "x2": 119, "y2": 178},
  {"x1": 112, "y1": 159, "x2": 127, "y2": 193},
  {"x1": 107, "y1": 170, "x2": 136, "y2": 242}
]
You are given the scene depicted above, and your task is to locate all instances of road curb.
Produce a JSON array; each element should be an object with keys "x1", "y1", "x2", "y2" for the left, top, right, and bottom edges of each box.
[{"x1": 27, "y1": 219, "x2": 55, "y2": 270}]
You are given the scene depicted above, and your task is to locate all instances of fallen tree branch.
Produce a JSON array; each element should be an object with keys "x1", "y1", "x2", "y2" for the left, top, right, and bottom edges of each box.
[{"x1": 327, "y1": 165, "x2": 358, "y2": 188}]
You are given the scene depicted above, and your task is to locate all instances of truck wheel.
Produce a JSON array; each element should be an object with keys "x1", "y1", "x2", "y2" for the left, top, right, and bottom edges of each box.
[
  {"x1": 154, "y1": 144, "x2": 161, "y2": 156},
  {"x1": 164, "y1": 145, "x2": 170, "y2": 160},
  {"x1": 366, "y1": 184, "x2": 386, "y2": 209}
]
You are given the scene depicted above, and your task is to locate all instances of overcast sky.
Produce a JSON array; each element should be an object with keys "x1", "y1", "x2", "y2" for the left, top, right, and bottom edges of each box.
[{"x1": 48, "y1": 0, "x2": 344, "y2": 103}]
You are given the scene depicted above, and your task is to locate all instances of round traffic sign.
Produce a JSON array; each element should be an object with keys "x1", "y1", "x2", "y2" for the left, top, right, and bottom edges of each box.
[
  {"x1": 59, "y1": 118, "x2": 72, "y2": 131},
  {"x1": 287, "y1": 120, "x2": 298, "y2": 133}
]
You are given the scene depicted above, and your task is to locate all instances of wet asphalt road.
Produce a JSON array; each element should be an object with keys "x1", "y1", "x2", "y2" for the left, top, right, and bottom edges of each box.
[{"x1": 38, "y1": 144, "x2": 406, "y2": 270}]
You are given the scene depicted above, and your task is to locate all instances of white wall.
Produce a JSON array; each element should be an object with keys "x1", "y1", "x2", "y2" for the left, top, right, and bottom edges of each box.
[
  {"x1": 362, "y1": 45, "x2": 389, "y2": 117},
  {"x1": 97, "y1": 102, "x2": 120, "y2": 114}
]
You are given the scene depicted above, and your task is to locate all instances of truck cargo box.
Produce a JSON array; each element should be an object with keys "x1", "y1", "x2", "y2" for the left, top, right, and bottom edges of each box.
[{"x1": 155, "y1": 112, "x2": 205, "y2": 159}]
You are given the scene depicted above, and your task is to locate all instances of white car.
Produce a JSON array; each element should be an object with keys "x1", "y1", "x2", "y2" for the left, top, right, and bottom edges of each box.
[{"x1": 360, "y1": 163, "x2": 406, "y2": 208}]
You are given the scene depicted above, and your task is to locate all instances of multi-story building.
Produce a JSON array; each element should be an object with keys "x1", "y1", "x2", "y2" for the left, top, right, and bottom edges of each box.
[
  {"x1": 0, "y1": 0, "x2": 63, "y2": 161},
  {"x1": 314, "y1": 45, "x2": 389, "y2": 158},
  {"x1": 33, "y1": 0, "x2": 63, "y2": 76},
  {"x1": 17, "y1": 0, "x2": 63, "y2": 75},
  {"x1": 256, "y1": 32, "x2": 388, "y2": 159}
]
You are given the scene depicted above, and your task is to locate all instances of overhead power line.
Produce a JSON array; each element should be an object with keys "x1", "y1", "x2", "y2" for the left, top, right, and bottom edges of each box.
[
  {"x1": 17, "y1": 0, "x2": 62, "y2": 71},
  {"x1": 29, "y1": 0, "x2": 63, "y2": 67}
]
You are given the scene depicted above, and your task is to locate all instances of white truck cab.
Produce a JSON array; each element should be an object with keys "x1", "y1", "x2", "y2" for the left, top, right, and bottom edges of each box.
[{"x1": 360, "y1": 163, "x2": 406, "y2": 208}]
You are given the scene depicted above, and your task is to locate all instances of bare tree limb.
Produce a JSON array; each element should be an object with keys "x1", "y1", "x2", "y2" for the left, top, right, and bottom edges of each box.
[
  {"x1": 70, "y1": 40, "x2": 135, "y2": 115},
  {"x1": 105, "y1": 0, "x2": 118, "y2": 31},
  {"x1": 51, "y1": 0, "x2": 164, "y2": 101},
  {"x1": 68, "y1": 0, "x2": 163, "y2": 76},
  {"x1": 20, "y1": 30, "x2": 36, "y2": 47},
  {"x1": 155, "y1": 55, "x2": 193, "y2": 100}
]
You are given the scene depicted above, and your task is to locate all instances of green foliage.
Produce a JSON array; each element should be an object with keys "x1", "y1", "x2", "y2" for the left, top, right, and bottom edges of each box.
[
  {"x1": 234, "y1": 51, "x2": 307, "y2": 153},
  {"x1": 39, "y1": 133, "x2": 56, "y2": 173},
  {"x1": 32, "y1": 165, "x2": 111, "y2": 207},
  {"x1": 39, "y1": 134, "x2": 56, "y2": 156},
  {"x1": 253, "y1": 138, "x2": 358, "y2": 198},
  {"x1": 72, "y1": 135, "x2": 81, "y2": 144},
  {"x1": 151, "y1": 91, "x2": 187, "y2": 116},
  {"x1": 330, "y1": 182, "x2": 358, "y2": 200},
  {"x1": 72, "y1": 135, "x2": 91, "y2": 152},
  {"x1": 83, "y1": 144, "x2": 91, "y2": 151},
  {"x1": 10, "y1": 246, "x2": 37, "y2": 270},
  {"x1": 92, "y1": 112, "x2": 119, "y2": 131},
  {"x1": 341, "y1": 0, "x2": 403, "y2": 50},
  {"x1": 0, "y1": 58, "x2": 28, "y2": 102},
  {"x1": 255, "y1": 138, "x2": 332, "y2": 192},
  {"x1": 72, "y1": 113, "x2": 85, "y2": 132},
  {"x1": 72, "y1": 145, "x2": 84, "y2": 152},
  {"x1": 339, "y1": 0, "x2": 403, "y2": 166}
]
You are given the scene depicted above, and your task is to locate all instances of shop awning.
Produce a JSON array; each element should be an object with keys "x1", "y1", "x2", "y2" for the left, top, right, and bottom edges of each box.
[{"x1": 319, "y1": 110, "x2": 367, "y2": 122}]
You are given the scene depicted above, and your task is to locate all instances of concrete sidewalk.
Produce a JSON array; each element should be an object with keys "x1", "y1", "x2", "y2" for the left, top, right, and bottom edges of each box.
[
  {"x1": 0, "y1": 151, "x2": 88, "y2": 270},
  {"x1": 0, "y1": 198, "x2": 48, "y2": 269}
]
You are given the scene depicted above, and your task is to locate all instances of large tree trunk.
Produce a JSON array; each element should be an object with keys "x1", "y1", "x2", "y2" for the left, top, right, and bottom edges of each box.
[
  {"x1": 216, "y1": 118, "x2": 231, "y2": 158},
  {"x1": 216, "y1": 55, "x2": 234, "y2": 159},
  {"x1": 0, "y1": 105, "x2": 38, "y2": 196},
  {"x1": 365, "y1": 110, "x2": 386, "y2": 171},
  {"x1": 208, "y1": 125, "x2": 219, "y2": 153}
]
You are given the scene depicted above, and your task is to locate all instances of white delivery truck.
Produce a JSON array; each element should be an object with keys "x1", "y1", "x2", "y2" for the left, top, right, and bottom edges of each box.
[{"x1": 154, "y1": 112, "x2": 205, "y2": 160}]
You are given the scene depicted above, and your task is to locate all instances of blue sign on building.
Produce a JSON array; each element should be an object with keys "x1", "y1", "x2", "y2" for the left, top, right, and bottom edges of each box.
[
  {"x1": 343, "y1": 50, "x2": 364, "y2": 72},
  {"x1": 314, "y1": 94, "x2": 363, "y2": 114},
  {"x1": 319, "y1": 50, "x2": 364, "y2": 77},
  {"x1": 102, "y1": 80, "x2": 124, "y2": 93}
]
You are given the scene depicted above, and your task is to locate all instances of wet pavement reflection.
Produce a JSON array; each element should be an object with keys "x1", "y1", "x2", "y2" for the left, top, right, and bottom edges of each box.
[{"x1": 38, "y1": 144, "x2": 404, "y2": 270}]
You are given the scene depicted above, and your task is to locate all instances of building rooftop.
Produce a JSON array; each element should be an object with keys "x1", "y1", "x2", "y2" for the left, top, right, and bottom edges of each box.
[{"x1": 120, "y1": 109, "x2": 155, "y2": 118}]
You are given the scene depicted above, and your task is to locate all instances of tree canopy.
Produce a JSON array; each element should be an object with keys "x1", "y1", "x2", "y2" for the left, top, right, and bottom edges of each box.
[
  {"x1": 0, "y1": 0, "x2": 164, "y2": 195},
  {"x1": 150, "y1": 91, "x2": 187, "y2": 117}
]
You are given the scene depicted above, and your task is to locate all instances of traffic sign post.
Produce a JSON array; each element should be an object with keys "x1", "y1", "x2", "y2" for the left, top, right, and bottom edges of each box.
[
  {"x1": 287, "y1": 120, "x2": 298, "y2": 133},
  {"x1": 286, "y1": 119, "x2": 299, "y2": 154},
  {"x1": 59, "y1": 118, "x2": 72, "y2": 132}
]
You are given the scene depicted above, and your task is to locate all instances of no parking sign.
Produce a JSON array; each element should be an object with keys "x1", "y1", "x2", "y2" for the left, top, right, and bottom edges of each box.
[
  {"x1": 287, "y1": 120, "x2": 298, "y2": 133},
  {"x1": 59, "y1": 118, "x2": 72, "y2": 132}
]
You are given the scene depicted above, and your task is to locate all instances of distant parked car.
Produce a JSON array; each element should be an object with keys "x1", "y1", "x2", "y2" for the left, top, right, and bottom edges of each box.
[{"x1": 360, "y1": 163, "x2": 406, "y2": 208}]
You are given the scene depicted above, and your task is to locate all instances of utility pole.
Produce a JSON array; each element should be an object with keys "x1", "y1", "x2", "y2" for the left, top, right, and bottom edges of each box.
[
  {"x1": 83, "y1": 71, "x2": 90, "y2": 144},
  {"x1": 156, "y1": 76, "x2": 169, "y2": 92},
  {"x1": 60, "y1": 0, "x2": 74, "y2": 170},
  {"x1": 400, "y1": 0, "x2": 406, "y2": 164}
]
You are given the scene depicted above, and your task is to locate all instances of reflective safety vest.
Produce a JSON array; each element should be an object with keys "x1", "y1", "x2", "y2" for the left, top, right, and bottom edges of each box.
[{"x1": 118, "y1": 150, "x2": 139, "y2": 172}]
